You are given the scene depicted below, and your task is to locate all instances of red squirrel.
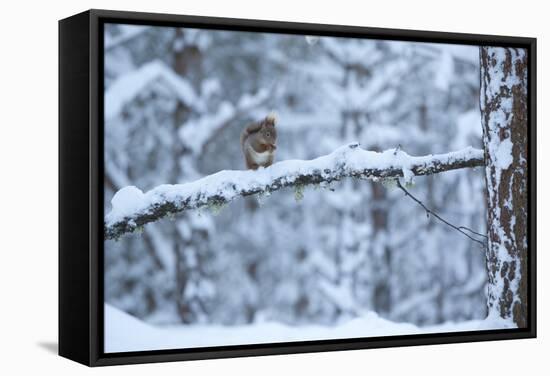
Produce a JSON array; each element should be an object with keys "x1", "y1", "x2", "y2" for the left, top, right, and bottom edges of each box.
[{"x1": 240, "y1": 114, "x2": 278, "y2": 170}]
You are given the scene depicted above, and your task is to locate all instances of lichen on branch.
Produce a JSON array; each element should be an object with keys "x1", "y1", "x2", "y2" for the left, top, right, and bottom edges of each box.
[{"x1": 104, "y1": 143, "x2": 484, "y2": 240}]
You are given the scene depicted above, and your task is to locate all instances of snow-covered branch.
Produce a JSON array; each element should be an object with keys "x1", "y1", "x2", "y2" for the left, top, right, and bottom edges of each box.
[
  {"x1": 104, "y1": 143, "x2": 484, "y2": 240},
  {"x1": 104, "y1": 25, "x2": 150, "y2": 51},
  {"x1": 105, "y1": 60, "x2": 200, "y2": 120},
  {"x1": 179, "y1": 88, "x2": 270, "y2": 155}
]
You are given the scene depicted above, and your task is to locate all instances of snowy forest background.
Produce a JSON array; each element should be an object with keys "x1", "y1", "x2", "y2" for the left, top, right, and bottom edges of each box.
[{"x1": 103, "y1": 23, "x2": 494, "y2": 350}]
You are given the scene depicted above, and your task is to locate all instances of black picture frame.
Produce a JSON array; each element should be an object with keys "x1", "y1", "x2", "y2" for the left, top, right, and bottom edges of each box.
[{"x1": 59, "y1": 9, "x2": 537, "y2": 367}]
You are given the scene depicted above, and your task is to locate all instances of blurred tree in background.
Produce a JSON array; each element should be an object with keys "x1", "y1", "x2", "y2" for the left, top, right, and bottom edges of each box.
[{"x1": 104, "y1": 24, "x2": 487, "y2": 326}]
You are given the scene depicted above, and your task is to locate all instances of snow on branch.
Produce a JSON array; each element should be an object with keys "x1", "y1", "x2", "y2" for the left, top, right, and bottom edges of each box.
[
  {"x1": 179, "y1": 88, "x2": 270, "y2": 154},
  {"x1": 105, "y1": 60, "x2": 200, "y2": 120},
  {"x1": 104, "y1": 143, "x2": 484, "y2": 240},
  {"x1": 104, "y1": 25, "x2": 150, "y2": 51}
]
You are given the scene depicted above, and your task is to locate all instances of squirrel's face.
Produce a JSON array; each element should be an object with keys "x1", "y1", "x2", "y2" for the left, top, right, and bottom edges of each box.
[{"x1": 260, "y1": 120, "x2": 277, "y2": 147}]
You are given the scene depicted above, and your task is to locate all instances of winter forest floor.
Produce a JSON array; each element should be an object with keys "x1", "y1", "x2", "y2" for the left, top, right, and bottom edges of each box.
[{"x1": 105, "y1": 304, "x2": 515, "y2": 353}]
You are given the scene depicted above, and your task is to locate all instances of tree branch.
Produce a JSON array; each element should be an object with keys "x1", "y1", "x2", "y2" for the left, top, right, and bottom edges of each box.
[
  {"x1": 395, "y1": 180, "x2": 487, "y2": 249},
  {"x1": 104, "y1": 143, "x2": 484, "y2": 240},
  {"x1": 179, "y1": 88, "x2": 270, "y2": 155}
]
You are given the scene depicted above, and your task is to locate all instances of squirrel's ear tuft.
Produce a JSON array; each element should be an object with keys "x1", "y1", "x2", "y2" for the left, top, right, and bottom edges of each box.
[{"x1": 266, "y1": 112, "x2": 277, "y2": 124}]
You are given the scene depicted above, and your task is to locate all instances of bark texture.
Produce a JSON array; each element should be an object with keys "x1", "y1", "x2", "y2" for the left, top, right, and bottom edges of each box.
[{"x1": 480, "y1": 47, "x2": 528, "y2": 327}]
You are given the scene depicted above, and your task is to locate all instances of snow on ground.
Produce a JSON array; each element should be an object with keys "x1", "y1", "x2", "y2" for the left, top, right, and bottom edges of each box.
[{"x1": 105, "y1": 304, "x2": 514, "y2": 353}]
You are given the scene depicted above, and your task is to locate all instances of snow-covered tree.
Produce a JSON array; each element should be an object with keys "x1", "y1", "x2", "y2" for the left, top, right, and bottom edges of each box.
[
  {"x1": 480, "y1": 47, "x2": 528, "y2": 327},
  {"x1": 102, "y1": 24, "x2": 529, "y2": 333}
]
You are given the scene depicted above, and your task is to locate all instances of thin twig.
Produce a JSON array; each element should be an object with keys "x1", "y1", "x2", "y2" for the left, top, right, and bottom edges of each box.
[
  {"x1": 457, "y1": 226, "x2": 488, "y2": 239},
  {"x1": 393, "y1": 144, "x2": 402, "y2": 155},
  {"x1": 396, "y1": 180, "x2": 487, "y2": 249}
]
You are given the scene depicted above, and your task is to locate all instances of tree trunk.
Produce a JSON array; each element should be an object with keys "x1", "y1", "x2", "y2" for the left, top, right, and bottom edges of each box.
[
  {"x1": 480, "y1": 47, "x2": 528, "y2": 327},
  {"x1": 172, "y1": 28, "x2": 203, "y2": 324}
]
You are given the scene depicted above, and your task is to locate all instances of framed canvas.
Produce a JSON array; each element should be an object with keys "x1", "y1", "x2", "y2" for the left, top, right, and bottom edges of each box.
[{"x1": 59, "y1": 9, "x2": 536, "y2": 366}]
